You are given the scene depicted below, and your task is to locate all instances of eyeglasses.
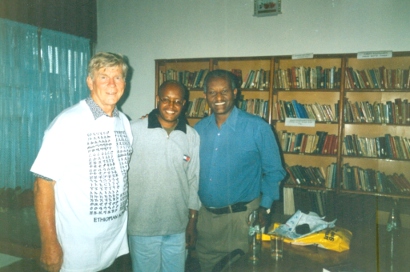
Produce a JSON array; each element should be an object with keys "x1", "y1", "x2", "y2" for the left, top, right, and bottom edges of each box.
[{"x1": 158, "y1": 97, "x2": 184, "y2": 107}]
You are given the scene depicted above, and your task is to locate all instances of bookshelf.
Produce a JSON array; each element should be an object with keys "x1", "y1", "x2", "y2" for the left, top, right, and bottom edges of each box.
[
  {"x1": 341, "y1": 54, "x2": 410, "y2": 198},
  {"x1": 272, "y1": 55, "x2": 343, "y2": 198},
  {"x1": 155, "y1": 52, "x2": 410, "y2": 218}
]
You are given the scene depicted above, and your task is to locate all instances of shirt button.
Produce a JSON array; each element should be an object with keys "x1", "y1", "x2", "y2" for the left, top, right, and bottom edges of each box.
[
  {"x1": 215, "y1": 148, "x2": 218, "y2": 151},
  {"x1": 217, "y1": 133, "x2": 220, "y2": 136}
]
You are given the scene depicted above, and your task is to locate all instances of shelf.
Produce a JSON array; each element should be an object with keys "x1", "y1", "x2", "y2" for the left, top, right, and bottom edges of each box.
[
  {"x1": 342, "y1": 155, "x2": 410, "y2": 162},
  {"x1": 339, "y1": 189, "x2": 410, "y2": 200}
]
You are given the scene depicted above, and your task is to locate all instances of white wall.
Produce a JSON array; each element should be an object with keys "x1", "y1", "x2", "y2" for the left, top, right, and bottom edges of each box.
[{"x1": 96, "y1": 0, "x2": 410, "y2": 120}]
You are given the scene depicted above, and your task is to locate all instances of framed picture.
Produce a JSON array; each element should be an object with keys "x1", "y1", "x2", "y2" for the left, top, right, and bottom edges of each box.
[{"x1": 254, "y1": 0, "x2": 282, "y2": 17}]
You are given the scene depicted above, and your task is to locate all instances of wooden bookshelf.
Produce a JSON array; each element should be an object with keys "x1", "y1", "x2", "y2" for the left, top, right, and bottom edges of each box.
[
  {"x1": 272, "y1": 55, "x2": 343, "y2": 197},
  {"x1": 340, "y1": 54, "x2": 410, "y2": 201}
]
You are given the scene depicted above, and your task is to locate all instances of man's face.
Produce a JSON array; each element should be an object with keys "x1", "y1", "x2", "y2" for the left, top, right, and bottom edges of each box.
[
  {"x1": 205, "y1": 77, "x2": 237, "y2": 117},
  {"x1": 87, "y1": 66, "x2": 125, "y2": 115},
  {"x1": 156, "y1": 84, "x2": 185, "y2": 128}
]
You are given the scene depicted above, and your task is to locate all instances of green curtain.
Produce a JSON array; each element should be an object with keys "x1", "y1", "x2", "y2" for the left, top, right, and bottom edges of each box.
[{"x1": 0, "y1": 18, "x2": 90, "y2": 189}]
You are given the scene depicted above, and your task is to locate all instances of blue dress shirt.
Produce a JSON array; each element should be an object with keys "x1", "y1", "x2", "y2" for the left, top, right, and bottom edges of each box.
[{"x1": 194, "y1": 107, "x2": 286, "y2": 209}]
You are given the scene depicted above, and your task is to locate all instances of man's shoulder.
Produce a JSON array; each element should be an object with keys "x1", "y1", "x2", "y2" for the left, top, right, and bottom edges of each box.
[
  {"x1": 130, "y1": 118, "x2": 148, "y2": 131},
  {"x1": 237, "y1": 110, "x2": 268, "y2": 127},
  {"x1": 194, "y1": 115, "x2": 212, "y2": 131},
  {"x1": 186, "y1": 124, "x2": 200, "y2": 139},
  {"x1": 50, "y1": 100, "x2": 89, "y2": 126}
]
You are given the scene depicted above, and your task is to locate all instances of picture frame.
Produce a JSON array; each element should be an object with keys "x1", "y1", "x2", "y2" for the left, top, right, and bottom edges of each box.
[{"x1": 254, "y1": 0, "x2": 282, "y2": 17}]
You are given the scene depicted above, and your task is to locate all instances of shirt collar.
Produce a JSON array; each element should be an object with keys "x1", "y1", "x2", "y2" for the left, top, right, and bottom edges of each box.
[
  {"x1": 85, "y1": 97, "x2": 120, "y2": 120},
  {"x1": 147, "y1": 108, "x2": 187, "y2": 133},
  {"x1": 205, "y1": 106, "x2": 239, "y2": 130}
]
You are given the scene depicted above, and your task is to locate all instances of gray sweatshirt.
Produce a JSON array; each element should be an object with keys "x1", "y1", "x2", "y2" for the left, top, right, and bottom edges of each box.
[{"x1": 128, "y1": 110, "x2": 201, "y2": 236}]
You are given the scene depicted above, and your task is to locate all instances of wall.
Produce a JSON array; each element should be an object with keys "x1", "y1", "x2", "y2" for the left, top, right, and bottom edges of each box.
[
  {"x1": 96, "y1": 0, "x2": 410, "y2": 120},
  {"x1": 0, "y1": 0, "x2": 97, "y2": 41}
]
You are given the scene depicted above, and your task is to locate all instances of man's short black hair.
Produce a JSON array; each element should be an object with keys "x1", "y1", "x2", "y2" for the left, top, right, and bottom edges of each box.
[
  {"x1": 158, "y1": 80, "x2": 187, "y2": 99},
  {"x1": 203, "y1": 70, "x2": 238, "y2": 93}
]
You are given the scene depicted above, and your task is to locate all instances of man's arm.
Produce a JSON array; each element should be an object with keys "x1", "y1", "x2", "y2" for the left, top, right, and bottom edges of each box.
[
  {"x1": 34, "y1": 177, "x2": 63, "y2": 272},
  {"x1": 185, "y1": 131, "x2": 201, "y2": 248},
  {"x1": 257, "y1": 123, "x2": 287, "y2": 212},
  {"x1": 185, "y1": 209, "x2": 198, "y2": 248}
]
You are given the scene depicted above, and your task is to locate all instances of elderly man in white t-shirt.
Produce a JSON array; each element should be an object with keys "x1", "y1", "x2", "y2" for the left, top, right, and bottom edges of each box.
[{"x1": 31, "y1": 52, "x2": 132, "y2": 272}]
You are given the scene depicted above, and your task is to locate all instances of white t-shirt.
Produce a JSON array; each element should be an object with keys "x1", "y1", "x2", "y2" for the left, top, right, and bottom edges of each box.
[{"x1": 31, "y1": 99, "x2": 132, "y2": 272}]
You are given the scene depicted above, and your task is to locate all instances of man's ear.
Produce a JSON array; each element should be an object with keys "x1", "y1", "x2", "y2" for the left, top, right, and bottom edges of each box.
[
  {"x1": 155, "y1": 95, "x2": 160, "y2": 107},
  {"x1": 233, "y1": 88, "x2": 238, "y2": 99},
  {"x1": 86, "y1": 76, "x2": 93, "y2": 91}
]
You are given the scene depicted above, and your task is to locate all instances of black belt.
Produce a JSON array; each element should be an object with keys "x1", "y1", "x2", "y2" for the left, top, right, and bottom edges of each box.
[{"x1": 205, "y1": 201, "x2": 251, "y2": 215}]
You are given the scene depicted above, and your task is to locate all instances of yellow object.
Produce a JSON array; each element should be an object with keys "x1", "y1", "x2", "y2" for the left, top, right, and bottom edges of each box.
[
  {"x1": 269, "y1": 223, "x2": 352, "y2": 252},
  {"x1": 261, "y1": 233, "x2": 271, "y2": 241}
]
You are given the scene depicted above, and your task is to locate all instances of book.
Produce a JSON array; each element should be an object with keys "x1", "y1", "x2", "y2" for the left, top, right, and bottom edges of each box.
[
  {"x1": 300, "y1": 134, "x2": 308, "y2": 153},
  {"x1": 321, "y1": 134, "x2": 333, "y2": 155},
  {"x1": 310, "y1": 67, "x2": 317, "y2": 89},
  {"x1": 314, "y1": 131, "x2": 328, "y2": 154},
  {"x1": 241, "y1": 70, "x2": 251, "y2": 89},
  {"x1": 253, "y1": 69, "x2": 261, "y2": 89},
  {"x1": 243, "y1": 70, "x2": 255, "y2": 89},
  {"x1": 291, "y1": 100, "x2": 302, "y2": 118},
  {"x1": 311, "y1": 103, "x2": 323, "y2": 121},
  {"x1": 285, "y1": 101, "x2": 297, "y2": 118},
  {"x1": 359, "y1": 69, "x2": 370, "y2": 88}
]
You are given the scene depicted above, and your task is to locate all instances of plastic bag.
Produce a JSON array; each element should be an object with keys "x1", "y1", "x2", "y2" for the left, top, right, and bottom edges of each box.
[
  {"x1": 271, "y1": 210, "x2": 337, "y2": 239},
  {"x1": 269, "y1": 210, "x2": 352, "y2": 252},
  {"x1": 285, "y1": 226, "x2": 352, "y2": 252}
]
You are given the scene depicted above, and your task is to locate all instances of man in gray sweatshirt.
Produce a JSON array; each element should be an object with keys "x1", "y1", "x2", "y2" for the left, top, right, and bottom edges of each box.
[{"x1": 128, "y1": 80, "x2": 200, "y2": 272}]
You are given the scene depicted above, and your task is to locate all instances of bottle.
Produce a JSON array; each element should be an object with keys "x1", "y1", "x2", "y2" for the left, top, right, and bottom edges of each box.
[
  {"x1": 386, "y1": 200, "x2": 401, "y2": 272},
  {"x1": 248, "y1": 209, "x2": 261, "y2": 264}
]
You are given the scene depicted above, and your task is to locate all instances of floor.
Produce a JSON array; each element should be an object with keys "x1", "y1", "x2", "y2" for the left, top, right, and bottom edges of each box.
[
  {"x1": 0, "y1": 206, "x2": 202, "y2": 272},
  {"x1": 0, "y1": 254, "x2": 21, "y2": 270},
  {"x1": 0, "y1": 252, "x2": 201, "y2": 272}
]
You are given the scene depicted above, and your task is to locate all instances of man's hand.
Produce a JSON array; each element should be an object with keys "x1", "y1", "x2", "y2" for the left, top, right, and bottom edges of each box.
[
  {"x1": 39, "y1": 241, "x2": 63, "y2": 272},
  {"x1": 185, "y1": 210, "x2": 198, "y2": 248},
  {"x1": 34, "y1": 178, "x2": 63, "y2": 272},
  {"x1": 258, "y1": 207, "x2": 268, "y2": 228}
]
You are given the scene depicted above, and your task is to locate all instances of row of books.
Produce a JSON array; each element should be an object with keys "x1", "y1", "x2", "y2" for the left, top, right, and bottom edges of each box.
[
  {"x1": 237, "y1": 99, "x2": 269, "y2": 119},
  {"x1": 285, "y1": 163, "x2": 337, "y2": 189},
  {"x1": 341, "y1": 164, "x2": 410, "y2": 195},
  {"x1": 239, "y1": 69, "x2": 270, "y2": 90},
  {"x1": 159, "y1": 69, "x2": 210, "y2": 89},
  {"x1": 343, "y1": 134, "x2": 410, "y2": 160},
  {"x1": 344, "y1": 98, "x2": 410, "y2": 124},
  {"x1": 185, "y1": 98, "x2": 268, "y2": 119},
  {"x1": 274, "y1": 100, "x2": 338, "y2": 122},
  {"x1": 159, "y1": 66, "x2": 410, "y2": 91},
  {"x1": 185, "y1": 98, "x2": 210, "y2": 118},
  {"x1": 273, "y1": 66, "x2": 342, "y2": 90},
  {"x1": 277, "y1": 130, "x2": 338, "y2": 155},
  {"x1": 345, "y1": 67, "x2": 410, "y2": 90}
]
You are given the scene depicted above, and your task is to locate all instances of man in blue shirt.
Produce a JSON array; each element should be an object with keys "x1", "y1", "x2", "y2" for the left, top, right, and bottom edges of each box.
[{"x1": 194, "y1": 69, "x2": 286, "y2": 271}]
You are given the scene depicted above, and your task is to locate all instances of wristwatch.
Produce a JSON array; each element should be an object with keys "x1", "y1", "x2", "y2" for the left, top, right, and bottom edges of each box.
[{"x1": 259, "y1": 206, "x2": 271, "y2": 214}]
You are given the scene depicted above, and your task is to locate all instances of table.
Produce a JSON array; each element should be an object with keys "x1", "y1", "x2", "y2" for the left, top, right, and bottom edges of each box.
[
  {"x1": 229, "y1": 241, "x2": 350, "y2": 272},
  {"x1": 228, "y1": 226, "x2": 410, "y2": 272}
]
